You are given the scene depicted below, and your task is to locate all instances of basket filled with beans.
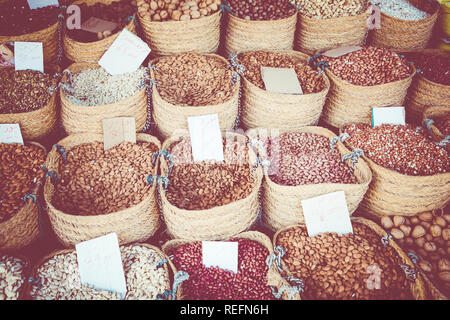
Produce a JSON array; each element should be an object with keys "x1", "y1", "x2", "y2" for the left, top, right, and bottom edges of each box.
[
  {"x1": 341, "y1": 123, "x2": 450, "y2": 217},
  {"x1": 246, "y1": 126, "x2": 372, "y2": 232},
  {"x1": 137, "y1": 0, "x2": 222, "y2": 57},
  {"x1": 26, "y1": 243, "x2": 178, "y2": 300},
  {"x1": 422, "y1": 106, "x2": 450, "y2": 152},
  {"x1": 64, "y1": 0, "x2": 137, "y2": 63},
  {"x1": 162, "y1": 231, "x2": 301, "y2": 300},
  {"x1": 223, "y1": 0, "x2": 297, "y2": 56},
  {"x1": 0, "y1": 142, "x2": 46, "y2": 251},
  {"x1": 0, "y1": 68, "x2": 58, "y2": 140},
  {"x1": 0, "y1": 254, "x2": 29, "y2": 300},
  {"x1": 43, "y1": 133, "x2": 162, "y2": 247},
  {"x1": 60, "y1": 63, "x2": 148, "y2": 135},
  {"x1": 292, "y1": 0, "x2": 370, "y2": 55},
  {"x1": 150, "y1": 53, "x2": 239, "y2": 140},
  {"x1": 316, "y1": 46, "x2": 415, "y2": 129},
  {"x1": 273, "y1": 217, "x2": 427, "y2": 300},
  {"x1": 158, "y1": 132, "x2": 262, "y2": 240},
  {"x1": 235, "y1": 50, "x2": 329, "y2": 130},
  {"x1": 371, "y1": 0, "x2": 439, "y2": 52},
  {"x1": 0, "y1": 0, "x2": 59, "y2": 64}
]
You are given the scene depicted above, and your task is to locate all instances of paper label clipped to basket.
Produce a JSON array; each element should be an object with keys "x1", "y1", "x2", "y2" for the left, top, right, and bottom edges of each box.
[
  {"x1": 187, "y1": 114, "x2": 224, "y2": 162},
  {"x1": 0, "y1": 124, "x2": 24, "y2": 145},
  {"x1": 322, "y1": 45, "x2": 363, "y2": 58},
  {"x1": 202, "y1": 241, "x2": 238, "y2": 274},
  {"x1": 81, "y1": 17, "x2": 119, "y2": 34},
  {"x1": 14, "y1": 42, "x2": 44, "y2": 73},
  {"x1": 75, "y1": 233, "x2": 127, "y2": 299},
  {"x1": 27, "y1": 0, "x2": 59, "y2": 10},
  {"x1": 301, "y1": 191, "x2": 353, "y2": 237},
  {"x1": 102, "y1": 117, "x2": 136, "y2": 151},
  {"x1": 261, "y1": 67, "x2": 303, "y2": 94},
  {"x1": 99, "y1": 29, "x2": 151, "y2": 75},
  {"x1": 372, "y1": 106, "x2": 406, "y2": 127}
]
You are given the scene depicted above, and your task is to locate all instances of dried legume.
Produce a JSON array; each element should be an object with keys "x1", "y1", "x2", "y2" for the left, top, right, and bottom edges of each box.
[
  {"x1": 292, "y1": 0, "x2": 368, "y2": 19},
  {"x1": 227, "y1": 0, "x2": 296, "y2": 21},
  {"x1": 377, "y1": 0, "x2": 429, "y2": 21},
  {"x1": 406, "y1": 53, "x2": 450, "y2": 86},
  {"x1": 0, "y1": 255, "x2": 27, "y2": 300},
  {"x1": 137, "y1": 0, "x2": 221, "y2": 22},
  {"x1": 434, "y1": 118, "x2": 450, "y2": 136}
]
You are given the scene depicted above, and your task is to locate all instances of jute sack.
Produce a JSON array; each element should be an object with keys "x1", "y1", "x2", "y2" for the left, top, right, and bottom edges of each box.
[
  {"x1": 237, "y1": 50, "x2": 330, "y2": 130},
  {"x1": 43, "y1": 133, "x2": 162, "y2": 247},
  {"x1": 162, "y1": 231, "x2": 301, "y2": 300},
  {"x1": 63, "y1": 0, "x2": 137, "y2": 63},
  {"x1": 0, "y1": 142, "x2": 46, "y2": 251},
  {"x1": 246, "y1": 126, "x2": 372, "y2": 232},
  {"x1": 150, "y1": 54, "x2": 239, "y2": 141},
  {"x1": 370, "y1": 0, "x2": 439, "y2": 52},
  {"x1": 340, "y1": 127, "x2": 450, "y2": 218},
  {"x1": 158, "y1": 131, "x2": 262, "y2": 241},
  {"x1": 272, "y1": 217, "x2": 427, "y2": 300},
  {"x1": 60, "y1": 62, "x2": 147, "y2": 135}
]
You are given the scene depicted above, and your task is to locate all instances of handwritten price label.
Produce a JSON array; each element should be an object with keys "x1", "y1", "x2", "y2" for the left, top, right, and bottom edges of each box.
[
  {"x1": 102, "y1": 117, "x2": 136, "y2": 151},
  {"x1": 0, "y1": 124, "x2": 24, "y2": 145},
  {"x1": 14, "y1": 42, "x2": 44, "y2": 73},
  {"x1": 187, "y1": 114, "x2": 224, "y2": 162}
]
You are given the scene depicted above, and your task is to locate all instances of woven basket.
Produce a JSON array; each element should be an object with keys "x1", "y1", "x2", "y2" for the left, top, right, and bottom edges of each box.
[
  {"x1": 43, "y1": 133, "x2": 162, "y2": 247},
  {"x1": 322, "y1": 64, "x2": 416, "y2": 129},
  {"x1": 150, "y1": 54, "x2": 239, "y2": 141},
  {"x1": 272, "y1": 217, "x2": 427, "y2": 300},
  {"x1": 60, "y1": 62, "x2": 147, "y2": 135},
  {"x1": 158, "y1": 132, "x2": 262, "y2": 241},
  {"x1": 0, "y1": 142, "x2": 46, "y2": 251},
  {"x1": 64, "y1": 0, "x2": 137, "y2": 63},
  {"x1": 224, "y1": 11, "x2": 297, "y2": 56},
  {"x1": 295, "y1": 11, "x2": 370, "y2": 56},
  {"x1": 340, "y1": 127, "x2": 450, "y2": 218},
  {"x1": 138, "y1": 10, "x2": 221, "y2": 58},
  {"x1": 247, "y1": 126, "x2": 372, "y2": 232},
  {"x1": 371, "y1": 0, "x2": 439, "y2": 52},
  {"x1": 161, "y1": 231, "x2": 301, "y2": 300},
  {"x1": 237, "y1": 50, "x2": 330, "y2": 130},
  {"x1": 422, "y1": 106, "x2": 450, "y2": 151}
]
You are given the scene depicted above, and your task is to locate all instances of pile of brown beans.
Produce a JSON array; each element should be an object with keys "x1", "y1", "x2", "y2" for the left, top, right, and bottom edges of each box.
[
  {"x1": 137, "y1": 0, "x2": 221, "y2": 21},
  {"x1": 153, "y1": 53, "x2": 235, "y2": 106},
  {"x1": 52, "y1": 141, "x2": 159, "y2": 216},
  {"x1": 238, "y1": 51, "x2": 325, "y2": 93},
  {"x1": 170, "y1": 239, "x2": 276, "y2": 299},
  {"x1": 277, "y1": 223, "x2": 413, "y2": 300},
  {"x1": 319, "y1": 46, "x2": 412, "y2": 86},
  {"x1": 227, "y1": 0, "x2": 296, "y2": 21},
  {"x1": 343, "y1": 123, "x2": 449, "y2": 176},
  {"x1": 293, "y1": 0, "x2": 368, "y2": 19},
  {"x1": 0, "y1": 143, "x2": 46, "y2": 223}
]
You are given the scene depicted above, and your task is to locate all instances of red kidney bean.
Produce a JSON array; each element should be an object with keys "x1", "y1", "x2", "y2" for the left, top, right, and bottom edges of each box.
[{"x1": 406, "y1": 53, "x2": 450, "y2": 86}]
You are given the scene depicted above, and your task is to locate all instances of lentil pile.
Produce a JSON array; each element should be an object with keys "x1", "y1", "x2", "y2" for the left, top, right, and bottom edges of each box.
[
  {"x1": 277, "y1": 223, "x2": 413, "y2": 300},
  {"x1": 238, "y1": 51, "x2": 325, "y2": 93},
  {"x1": 170, "y1": 239, "x2": 276, "y2": 300},
  {"x1": 137, "y1": 0, "x2": 222, "y2": 21},
  {"x1": 0, "y1": 143, "x2": 46, "y2": 223},
  {"x1": 64, "y1": 67, "x2": 147, "y2": 106},
  {"x1": 227, "y1": 0, "x2": 296, "y2": 20},
  {"x1": 0, "y1": 69, "x2": 56, "y2": 114},
  {"x1": 0, "y1": 255, "x2": 28, "y2": 300},
  {"x1": 377, "y1": 0, "x2": 429, "y2": 21},
  {"x1": 153, "y1": 53, "x2": 235, "y2": 106},
  {"x1": 264, "y1": 132, "x2": 357, "y2": 186},
  {"x1": 293, "y1": 0, "x2": 368, "y2": 19},
  {"x1": 29, "y1": 245, "x2": 171, "y2": 300},
  {"x1": 406, "y1": 53, "x2": 450, "y2": 86},
  {"x1": 319, "y1": 46, "x2": 412, "y2": 86},
  {"x1": 52, "y1": 141, "x2": 159, "y2": 216},
  {"x1": 342, "y1": 123, "x2": 449, "y2": 176}
]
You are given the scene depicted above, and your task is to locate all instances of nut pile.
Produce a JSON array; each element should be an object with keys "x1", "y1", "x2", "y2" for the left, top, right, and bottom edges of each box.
[
  {"x1": 0, "y1": 255, "x2": 27, "y2": 300},
  {"x1": 0, "y1": 69, "x2": 56, "y2": 114},
  {"x1": 377, "y1": 0, "x2": 429, "y2": 21},
  {"x1": 238, "y1": 51, "x2": 325, "y2": 93},
  {"x1": 293, "y1": 0, "x2": 368, "y2": 19},
  {"x1": 166, "y1": 136, "x2": 254, "y2": 210},
  {"x1": 52, "y1": 141, "x2": 159, "y2": 216},
  {"x1": 227, "y1": 0, "x2": 296, "y2": 21},
  {"x1": 0, "y1": 0, "x2": 59, "y2": 36},
  {"x1": 319, "y1": 46, "x2": 412, "y2": 86},
  {"x1": 154, "y1": 53, "x2": 235, "y2": 106},
  {"x1": 0, "y1": 143, "x2": 46, "y2": 223},
  {"x1": 277, "y1": 223, "x2": 413, "y2": 299},
  {"x1": 379, "y1": 211, "x2": 450, "y2": 296},
  {"x1": 137, "y1": 0, "x2": 222, "y2": 21},
  {"x1": 406, "y1": 53, "x2": 450, "y2": 86},
  {"x1": 29, "y1": 245, "x2": 171, "y2": 300},
  {"x1": 64, "y1": 67, "x2": 147, "y2": 106},
  {"x1": 343, "y1": 123, "x2": 449, "y2": 176},
  {"x1": 264, "y1": 132, "x2": 357, "y2": 186},
  {"x1": 170, "y1": 239, "x2": 276, "y2": 299}
]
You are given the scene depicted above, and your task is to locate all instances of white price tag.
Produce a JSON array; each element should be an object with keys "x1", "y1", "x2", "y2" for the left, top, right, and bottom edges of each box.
[
  {"x1": 202, "y1": 241, "x2": 238, "y2": 274},
  {"x1": 322, "y1": 45, "x2": 363, "y2": 58},
  {"x1": 261, "y1": 67, "x2": 303, "y2": 94},
  {"x1": 27, "y1": 0, "x2": 59, "y2": 9},
  {"x1": 75, "y1": 233, "x2": 127, "y2": 299},
  {"x1": 102, "y1": 117, "x2": 136, "y2": 151},
  {"x1": 0, "y1": 124, "x2": 24, "y2": 145},
  {"x1": 99, "y1": 29, "x2": 151, "y2": 75},
  {"x1": 372, "y1": 107, "x2": 406, "y2": 127},
  {"x1": 187, "y1": 114, "x2": 224, "y2": 162},
  {"x1": 14, "y1": 42, "x2": 44, "y2": 73},
  {"x1": 301, "y1": 191, "x2": 353, "y2": 237},
  {"x1": 81, "y1": 17, "x2": 119, "y2": 34}
]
